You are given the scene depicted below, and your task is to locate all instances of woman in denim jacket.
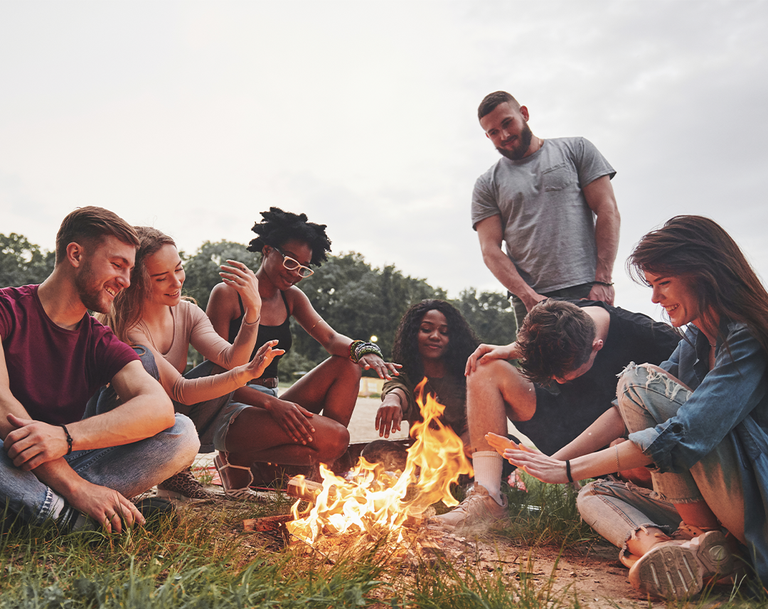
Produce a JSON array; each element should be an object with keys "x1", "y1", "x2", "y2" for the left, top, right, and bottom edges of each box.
[{"x1": 495, "y1": 216, "x2": 768, "y2": 599}]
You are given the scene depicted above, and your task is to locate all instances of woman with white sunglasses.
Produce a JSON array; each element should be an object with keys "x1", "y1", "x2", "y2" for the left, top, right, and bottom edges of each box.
[{"x1": 207, "y1": 207, "x2": 399, "y2": 496}]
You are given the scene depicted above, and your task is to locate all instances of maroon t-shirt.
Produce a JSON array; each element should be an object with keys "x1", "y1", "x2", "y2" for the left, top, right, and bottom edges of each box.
[{"x1": 0, "y1": 285, "x2": 139, "y2": 425}]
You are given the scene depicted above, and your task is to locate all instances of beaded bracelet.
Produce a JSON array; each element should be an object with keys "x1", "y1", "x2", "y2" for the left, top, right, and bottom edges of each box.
[
  {"x1": 349, "y1": 340, "x2": 383, "y2": 364},
  {"x1": 60, "y1": 423, "x2": 73, "y2": 455},
  {"x1": 349, "y1": 340, "x2": 365, "y2": 361},
  {"x1": 565, "y1": 460, "x2": 573, "y2": 483},
  {"x1": 592, "y1": 280, "x2": 614, "y2": 287}
]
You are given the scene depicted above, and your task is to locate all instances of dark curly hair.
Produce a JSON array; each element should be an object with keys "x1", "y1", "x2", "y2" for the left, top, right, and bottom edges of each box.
[
  {"x1": 392, "y1": 300, "x2": 479, "y2": 382},
  {"x1": 246, "y1": 207, "x2": 331, "y2": 267},
  {"x1": 628, "y1": 215, "x2": 768, "y2": 355},
  {"x1": 517, "y1": 300, "x2": 596, "y2": 385}
]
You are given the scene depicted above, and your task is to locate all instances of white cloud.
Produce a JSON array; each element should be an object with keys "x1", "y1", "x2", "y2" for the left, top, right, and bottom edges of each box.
[{"x1": 1, "y1": 0, "x2": 767, "y2": 322}]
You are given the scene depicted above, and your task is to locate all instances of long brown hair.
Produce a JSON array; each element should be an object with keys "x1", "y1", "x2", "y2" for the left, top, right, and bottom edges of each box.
[
  {"x1": 99, "y1": 226, "x2": 177, "y2": 343},
  {"x1": 628, "y1": 215, "x2": 768, "y2": 354}
]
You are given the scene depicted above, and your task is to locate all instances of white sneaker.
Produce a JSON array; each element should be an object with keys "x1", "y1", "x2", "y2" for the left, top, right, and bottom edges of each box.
[
  {"x1": 628, "y1": 530, "x2": 734, "y2": 599},
  {"x1": 430, "y1": 484, "x2": 508, "y2": 531}
]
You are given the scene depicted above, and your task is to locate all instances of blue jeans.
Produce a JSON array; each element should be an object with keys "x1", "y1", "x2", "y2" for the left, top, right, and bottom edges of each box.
[
  {"x1": 577, "y1": 362, "x2": 747, "y2": 552},
  {"x1": 1, "y1": 347, "x2": 199, "y2": 526},
  {"x1": 89, "y1": 352, "x2": 236, "y2": 453},
  {"x1": 577, "y1": 477, "x2": 681, "y2": 552}
]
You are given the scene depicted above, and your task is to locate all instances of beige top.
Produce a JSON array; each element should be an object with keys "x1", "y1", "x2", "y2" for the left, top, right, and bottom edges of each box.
[{"x1": 128, "y1": 300, "x2": 257, "y2": 405}]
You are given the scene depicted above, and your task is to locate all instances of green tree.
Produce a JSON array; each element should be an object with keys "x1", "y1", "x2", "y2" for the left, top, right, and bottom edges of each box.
[
  {"x1": 181, "y1": 240, "x2": 261, "y2": 310},
  {"x1": 0, "y1": 233, "x2": 55, "y2": 288},
  {"x1": 294, "y1": 253, "x2": 445, "y2": 370},
  {"x1": 452, "y1": 288, "x2": 517, "y2": 345}
]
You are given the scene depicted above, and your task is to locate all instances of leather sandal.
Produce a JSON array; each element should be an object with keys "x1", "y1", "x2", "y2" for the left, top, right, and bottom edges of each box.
[{"x1": 214, "y1": 453, "x2": 265, "y2": 503}]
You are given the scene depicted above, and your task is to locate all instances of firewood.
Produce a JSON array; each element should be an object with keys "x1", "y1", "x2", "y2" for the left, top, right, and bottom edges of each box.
[{"x1": 242, "y1": 513, "x2": 293, "y2": 532}]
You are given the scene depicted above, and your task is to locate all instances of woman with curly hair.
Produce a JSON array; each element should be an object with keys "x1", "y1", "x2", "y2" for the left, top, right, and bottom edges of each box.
[
  {"x1": 102, "y1": 226, "x2": 348, "y2": 503},
  {"x1": 207, "y1": 207, "x2": 400, "y2": 494},
  {"x1": 500, "y1": 216, "x2": 768, "y2": 598},
  {"x1": 375, "y1": 300, "x2": 479, "y2": 448}
]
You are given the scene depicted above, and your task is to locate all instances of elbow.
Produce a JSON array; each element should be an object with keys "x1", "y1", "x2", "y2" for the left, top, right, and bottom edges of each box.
[{"x1": 156, "y1": 392, "x2": 176, "y2": 430}]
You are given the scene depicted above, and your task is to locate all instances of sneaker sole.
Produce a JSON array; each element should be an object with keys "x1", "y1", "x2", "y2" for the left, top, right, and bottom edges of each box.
[{"x1": 630, "y1": 531, "x2": 732, "y2": 599}]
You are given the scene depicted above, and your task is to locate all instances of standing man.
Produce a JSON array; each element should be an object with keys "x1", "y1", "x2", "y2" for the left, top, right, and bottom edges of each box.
[
  {"x1": 0, "y1": 207, "x2": 199, "y2": 533},
  {"x1": 472, "y1": 91, "x2": 620, "y2": 330}
]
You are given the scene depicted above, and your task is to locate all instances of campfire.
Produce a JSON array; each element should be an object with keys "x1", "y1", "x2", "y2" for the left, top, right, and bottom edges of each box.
[{"x1": 286, "y1": 379, "x2": 473, "y2": 544}]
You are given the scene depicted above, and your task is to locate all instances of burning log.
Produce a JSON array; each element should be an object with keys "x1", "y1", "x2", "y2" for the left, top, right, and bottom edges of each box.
[
  {"x1": 286, "y1": 477, "x2": 325, "y2": 502},
  {"x1": 285, "y1": 379, "x2": 473, "y2": 544},
  {"x1": 243, "y1": 513, "x2": 293, "y2": 532}
]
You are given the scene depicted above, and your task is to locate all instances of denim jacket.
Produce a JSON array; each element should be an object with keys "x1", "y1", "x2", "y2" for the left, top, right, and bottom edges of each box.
[
  {"x1": 629, "y1": 320, "x2": 768, "y2": 473},
  {"x1": 629, "y1": 320, "x2": 768, "y2": 585}
]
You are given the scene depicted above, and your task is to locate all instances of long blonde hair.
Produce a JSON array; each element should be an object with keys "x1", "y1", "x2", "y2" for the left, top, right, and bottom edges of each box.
[{"x1": 99, "y1": 226, "x2": 178, "y2": 343}]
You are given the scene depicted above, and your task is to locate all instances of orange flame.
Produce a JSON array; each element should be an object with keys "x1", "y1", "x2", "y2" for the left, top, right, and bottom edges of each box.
[{"x1": 287, "y1": 378, "x2": 473, "y2": 543}]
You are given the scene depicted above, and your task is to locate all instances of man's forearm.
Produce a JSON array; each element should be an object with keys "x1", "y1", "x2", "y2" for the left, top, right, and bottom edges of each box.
[
  {"x1": 66, "y1": 394, "x2": 174, "y2": 452},
  {"x1": 482, "y1": 248, "x2": 540, "y2": 304},
  {"x1": 594, "y1": 207, "x2": 620, "y2": 283}
]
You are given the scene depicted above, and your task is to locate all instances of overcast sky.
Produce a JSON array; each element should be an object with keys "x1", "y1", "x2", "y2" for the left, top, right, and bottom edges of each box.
[{"x1": 2, "y1": 0, "x2": 767, "y2": 322}]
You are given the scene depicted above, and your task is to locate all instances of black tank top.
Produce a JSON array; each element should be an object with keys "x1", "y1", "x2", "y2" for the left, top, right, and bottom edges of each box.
[{"x1": 228, "y1": 292, "x2": 292, "y2": 379}]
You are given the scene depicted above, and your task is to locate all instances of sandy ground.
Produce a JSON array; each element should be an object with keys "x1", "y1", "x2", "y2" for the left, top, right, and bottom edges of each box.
[{"x1": 189, "y1": 396, "x2": 743, "y2": 606}]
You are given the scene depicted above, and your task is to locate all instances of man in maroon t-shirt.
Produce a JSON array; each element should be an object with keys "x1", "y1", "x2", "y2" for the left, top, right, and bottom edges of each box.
[{"x1": 0, "y1": 207, "x2": 199, "y2": 533}]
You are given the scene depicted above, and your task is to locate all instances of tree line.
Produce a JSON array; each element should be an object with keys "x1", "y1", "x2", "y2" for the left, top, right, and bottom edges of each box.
[{"x1": 1, "y1": 233, "x2": 517, "y2": 378}]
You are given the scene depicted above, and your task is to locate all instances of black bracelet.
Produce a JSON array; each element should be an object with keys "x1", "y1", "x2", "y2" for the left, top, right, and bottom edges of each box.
[
  {"x1": 592, "y1": 281, "x2": 614, "y2": 287},
  {"x1": 60, "y1": 423, "x2": 73, "y2": 455},
  {"x1": 565, "y1": 459, "x2": 574, "y2": 483}
]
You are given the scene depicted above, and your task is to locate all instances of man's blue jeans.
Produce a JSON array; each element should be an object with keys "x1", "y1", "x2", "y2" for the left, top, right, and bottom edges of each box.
[{"x1": 0, "y1": 347, "x2": 199, "y2": 526}]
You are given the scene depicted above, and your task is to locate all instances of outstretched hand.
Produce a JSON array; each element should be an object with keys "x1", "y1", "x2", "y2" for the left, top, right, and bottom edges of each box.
[
  {"x1": 501, "y1": 444, "x2": 570, "y2": 484},
  {"x1": 358, "y1": 354, "x2": 401, "y2": 380},
  {"x1": 375, "y1": 402, "x2": 403, "y2": 438},
  {"x1": 244, "y1": 340, "x2": 285, "y2": 379},
  {"x1": 4, "y1": 414, "x2": 69, "y2": 470}
]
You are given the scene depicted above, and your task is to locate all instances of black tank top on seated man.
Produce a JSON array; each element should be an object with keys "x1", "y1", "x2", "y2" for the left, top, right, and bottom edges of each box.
[{"x1": 228, "y1": 292, "x2": 293, "y2": 379}]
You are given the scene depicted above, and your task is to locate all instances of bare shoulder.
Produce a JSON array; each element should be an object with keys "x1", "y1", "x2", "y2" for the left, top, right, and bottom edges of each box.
[
  {"x1": 207, "y1": 282, "x2": 239, "y2": 315},
  {"x1": 282, "y1": 285, "x2": 311, "y2": 313}
]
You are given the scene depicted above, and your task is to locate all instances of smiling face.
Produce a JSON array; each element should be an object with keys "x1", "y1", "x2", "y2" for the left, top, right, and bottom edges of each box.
[
  {"x1": 480, "y1": 102, "x2": 534, "y2": 160},
  {"x1": 73, "y1": 235, "x2": 135, "y2": 313},
  {"x1": 644, "y1": 270, "x2": 704, "y2": 329},
  {"x1": 264, "y1": 238, "x2": 313, "y2": 290},
  {"x1": 144, "y1": 243, "x2": 185, "y2": 307},
  {"x1": 417, "y1": 309, "x2": 450, "y2": 362}
]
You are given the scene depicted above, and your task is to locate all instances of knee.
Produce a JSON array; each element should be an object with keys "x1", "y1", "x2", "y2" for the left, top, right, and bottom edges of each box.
[
  {"x1": 467, "y1": 359, "x2": 508, "y2": 390},
  {"x1": 576, "y1": 479, "x2": 613, "y2": 519},
  {"x1": 336, "y1": 355, "x2": 362, "y2": 380},
  {"x1": 133, "y1": 344, "x2": 160, "y2": 380},
  {"x1": 317, "y1": 422, "x2": 350, "y2": 462},
  {"x1": 163, "y1": 414, "x2": 201, "y2": 464}
]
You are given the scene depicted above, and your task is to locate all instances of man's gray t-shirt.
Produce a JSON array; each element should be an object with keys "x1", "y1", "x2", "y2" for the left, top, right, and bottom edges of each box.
[{"x1": 471, "y1": 137, "x2": 615, "y2": 294}]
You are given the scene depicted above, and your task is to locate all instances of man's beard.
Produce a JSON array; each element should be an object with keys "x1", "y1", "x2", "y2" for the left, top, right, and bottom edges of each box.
[
  {"x1": 74, "y1": 259, "x2": 110, "y2": 313},
  {"x1": 496, "y1": 121, "x2": 533, "y2": 161}
]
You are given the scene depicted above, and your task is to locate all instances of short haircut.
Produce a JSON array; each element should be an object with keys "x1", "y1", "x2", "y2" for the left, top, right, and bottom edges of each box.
[
  {"x1": 247, "y1": 207, "x2": 332, "y2": 267},
  {"x1": 516, "y1": 300, "x2": 596, "y2": 385},
  {"x1": 478, "y1": 91, "x2": 520, "y2": 121},
  {"x1": 55, "y1": 206, "x2": 139, "y2": 265}
]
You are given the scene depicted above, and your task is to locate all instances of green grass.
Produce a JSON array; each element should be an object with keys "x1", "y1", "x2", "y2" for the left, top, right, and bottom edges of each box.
[
  {"x1": 494, "y1": 473, "x2": 599, "y2": 548},
  {"x1": 0, "y1": 478, "x2": 762, "y2": 608}
]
